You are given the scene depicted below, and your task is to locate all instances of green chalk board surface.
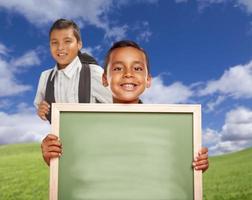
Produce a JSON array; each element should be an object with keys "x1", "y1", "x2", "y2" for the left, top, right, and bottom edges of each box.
[{"x1": 58, "y1": 111, "x2": 194, "y2": 200}]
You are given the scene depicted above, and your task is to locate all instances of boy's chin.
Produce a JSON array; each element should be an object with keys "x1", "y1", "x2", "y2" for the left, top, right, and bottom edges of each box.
[
  {"x1": 113, "y1": 96, "x2": 140, "y2": 104},
  {"x1": 57, "y1": 62, "x2": 70, "y2": 69}
]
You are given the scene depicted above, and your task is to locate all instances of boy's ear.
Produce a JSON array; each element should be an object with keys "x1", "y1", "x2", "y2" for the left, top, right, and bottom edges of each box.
[
  {"x1": 102, "y1": 73, "x2": 109, "y2": 87},
  {"x1": 78, "y1": 41, "x2": 83, "y2": 50},
  {"x1": 146, "y1": 75, "x2": 152, "y2": 88}
]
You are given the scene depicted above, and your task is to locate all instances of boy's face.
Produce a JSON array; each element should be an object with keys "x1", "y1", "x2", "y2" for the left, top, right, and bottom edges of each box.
[
  {"x1": 50, "y1": 27, "x2": 82, "y2": 69},
  {"x1": 103, "y1": 47, "x2": 152, "y2": 103}
]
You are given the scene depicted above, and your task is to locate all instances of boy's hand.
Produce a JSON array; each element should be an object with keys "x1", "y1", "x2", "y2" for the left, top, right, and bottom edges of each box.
[
  {"x1": 41, "y1": 134, "x2": 62, "y2": 166},
  {"x1": 37, "y1": 101, "x2": 50, "y2": 121},
  {"x1": 192, "y1": 147, "x2": 209, "y2": 173}
]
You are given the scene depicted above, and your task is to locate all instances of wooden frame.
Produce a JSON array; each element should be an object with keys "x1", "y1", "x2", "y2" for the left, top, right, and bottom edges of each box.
[{"x1": 50, "y1": 103, "x2": 202, "y2": 200}]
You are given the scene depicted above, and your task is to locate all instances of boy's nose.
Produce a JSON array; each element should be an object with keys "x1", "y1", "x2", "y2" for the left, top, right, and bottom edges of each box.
[
  {"x1": 57, "y1": 43, "x2": 65, "y2": 50},
  {"x1": 123, "y1": 68, "x2": 133, "y2": 78}
]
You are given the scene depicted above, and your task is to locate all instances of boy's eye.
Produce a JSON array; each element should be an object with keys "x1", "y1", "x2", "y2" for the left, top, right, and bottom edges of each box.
[
  {"x1": 50, "y1": 41, "x2": 58, "y2": 45},
  {"x1": 112, "y1": 66, "x2": 123, "y2": 71},
  {"x1": 65, "y1": 40, "x2": 72, "y2": 43},
  {"x1": 134, "y1": 66, "x2": 144, "y2": 71}
]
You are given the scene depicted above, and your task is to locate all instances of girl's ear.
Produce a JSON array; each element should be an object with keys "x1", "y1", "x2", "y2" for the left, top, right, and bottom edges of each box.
[
  {"x1": 102, "y1": 73, "x2": 109, "y2": 87},
  {"x1": 146, "y1": 74, "x2": 152, "y2": 88}
]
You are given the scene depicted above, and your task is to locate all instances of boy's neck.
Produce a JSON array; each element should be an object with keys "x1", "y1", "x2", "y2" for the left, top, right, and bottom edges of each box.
[
  {"x1": 113, "y1": 98, "x2": 140, "y2": 104},
  {"x1": 57, "y1": 63, "x2": 68, "y2": 70},
  {"x1": 57, "y1": 56, "x2": 78, "y2": 70}
]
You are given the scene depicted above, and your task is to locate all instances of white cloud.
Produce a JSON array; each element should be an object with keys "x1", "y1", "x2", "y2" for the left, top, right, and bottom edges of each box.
[
  {"x1": 197, "y1": 0, "x2": 252, "y2": 14},
  {"x1": 0, "y1": 0, "x2": 158, "y2": 41},
  {"x1": 205, "y1": 95, "x2": 226, "y2": 112},
  {"x1": 10, "y1": 50, "x2": 41, "y2": 71},
  {"x1": 142, "y1": 75, "x2": 193, "y2": 103},
  {"x1": 104, "y1": 25, "x2": 128, "y2": 41},
  {"x1": 0, "y1": 44, "x2": 40, "y2": 97},
  {"x1": 81, "y1": 45, "x2": 102, "y2": 57},
  {"x1": 0, "y1": 43, "x2": 9, "y2": 56},
  {"x1": 203, "y1": 128, "x2": 221, "y2": 147},
  {"x1": 137, "y1": 30, "x2": 152, "y2": 42},
  {"x1": 0, "y1": 0, "x2": 110, "y2": 26},
  {"x1": 198, "y1": 60, "x2": 252, "y2": 99},
  {"x1": 237, "y1": 0, "x2": 252, "y2": 14},
  {"x1": 203, "y1": 107, "x2": 252, "y2": 155},
  {"x1": 209, "y1": 140, "x2": 250, "y2": 155},
  {"x1": 0, "y1": 99, "x2": 12, "y2": 109},
  {"x1": 134, "y1": 21, "x2": 153, "y2": 42},
  {"x1": 237, "y1": 0, "x2": 252, "y2": 13},
  {"x1": 0, "y1": 59, "x2": 32, "y2": 96},
  {"x1": 0, "y1": 105, "x2": 50, "y2": 145},
  {"x1": 221, "y1": 107, "x2": 252, "y2": 141}
]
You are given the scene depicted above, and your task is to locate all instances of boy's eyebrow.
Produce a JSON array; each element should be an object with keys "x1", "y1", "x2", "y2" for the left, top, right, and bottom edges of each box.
[
  {"x1": 63, "y1": 37, "x2": 74, "y2": 40},
  {"x1": 111, "y1": 61, "x2": 145, "y2": 65},
  {"x1": 50, "y1": 37, "x2": 73, "y2": 41},
  {"x1": 111, "y1": 61, "x2": 124, "y2": 65},
  {"x1": 132, "y1": 61, "x2": 145, "y2": 65}
]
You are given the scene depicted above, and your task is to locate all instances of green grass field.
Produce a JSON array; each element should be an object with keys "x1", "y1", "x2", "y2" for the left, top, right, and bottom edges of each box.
[
  {"x1": 203, "y1": 147, "x2": 252, "y2": 200},
  {"x1": 0, "y1": 143, "x2": 251, "y2": 200},
  {"x1": 0, "y1": 143, "x2": 48, "y2": 200}
]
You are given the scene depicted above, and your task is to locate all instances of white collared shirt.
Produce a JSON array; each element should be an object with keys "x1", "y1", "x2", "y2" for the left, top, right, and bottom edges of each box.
[{"x1": 34, "y1": 56, "x2": 112, "y2": 108}]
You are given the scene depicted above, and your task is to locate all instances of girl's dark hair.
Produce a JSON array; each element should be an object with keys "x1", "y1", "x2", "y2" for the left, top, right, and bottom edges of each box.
[
  {"x1": 49, "y1": 18, "x2": 82, "y2": 42},
  {"x1": 103, "y1": 40, "x2": 150, "y2": 74}
]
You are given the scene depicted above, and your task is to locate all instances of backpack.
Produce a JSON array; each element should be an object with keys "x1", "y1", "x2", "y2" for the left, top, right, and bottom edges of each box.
[{"x1": 44, "y1": 53, "x2": 98, "y2": 123}]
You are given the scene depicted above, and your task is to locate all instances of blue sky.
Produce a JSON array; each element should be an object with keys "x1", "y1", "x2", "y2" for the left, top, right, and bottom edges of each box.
[{"x1": 0, "y1": 0, "x2": 252, "y2": 155}]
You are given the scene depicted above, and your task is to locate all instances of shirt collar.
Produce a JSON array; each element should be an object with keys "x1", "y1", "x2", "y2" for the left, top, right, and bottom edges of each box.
[{"x1": 50, "y1": 56, "x2": 82, "y2": 80}]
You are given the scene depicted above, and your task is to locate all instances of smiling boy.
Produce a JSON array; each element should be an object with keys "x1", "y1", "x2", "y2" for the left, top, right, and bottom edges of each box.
[
  {"x1": 102, "y1": 41, "x2": 151, "y2": 104},
  {"x1": 34, "y1": 19, "x2": 111, "y2": 122}
]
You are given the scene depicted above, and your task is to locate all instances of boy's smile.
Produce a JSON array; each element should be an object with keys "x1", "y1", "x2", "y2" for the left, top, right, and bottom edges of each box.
[
  {"x1": 103, "y1": 47, "x2": 151, "y2": 103},
  {"x1": 120, "y1": 82, "x2": 137, "y2": 91},
  {"x1": 50, "y1": 28, "x2": 82, "y2": 69}
]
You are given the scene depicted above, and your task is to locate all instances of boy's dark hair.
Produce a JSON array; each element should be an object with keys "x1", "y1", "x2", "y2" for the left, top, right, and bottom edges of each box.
[
  {"x1": 103, "y1": 40, "x2": 150, "y2": 74},
  {"x1": 49, "y1": 18, "x2": 82, "y2": 42}
]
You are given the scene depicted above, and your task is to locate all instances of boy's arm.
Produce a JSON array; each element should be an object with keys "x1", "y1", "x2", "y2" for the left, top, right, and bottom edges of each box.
[
  {"x1": 34, "y1": 69, "x2": 53, "y2": 120},
  {"x1": 193, "y1": 147, "x2": 209, "y2": 172},
  {"x1": 34, "y1": 71, "x2": 47, "y2": 109},
  {"x1": 41, "y1": 134, "x2": 62, "y2": 166},
  {"x1": 37, "y1": 101, "x2": 50, "y2": 121}
]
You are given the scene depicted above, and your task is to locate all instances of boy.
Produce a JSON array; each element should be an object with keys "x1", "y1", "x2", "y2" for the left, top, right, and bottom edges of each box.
[
  {"x1": 41, "y1": 40, "x2": 208, "y2": 172},
  {"x1": 34, "y1": 18, "x2": 112, "y2": 122}
]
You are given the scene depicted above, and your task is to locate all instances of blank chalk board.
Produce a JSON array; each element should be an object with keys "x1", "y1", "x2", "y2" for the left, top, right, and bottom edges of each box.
[{"x1": 50, "y1": 104, "x2": 202, "y2": 200}]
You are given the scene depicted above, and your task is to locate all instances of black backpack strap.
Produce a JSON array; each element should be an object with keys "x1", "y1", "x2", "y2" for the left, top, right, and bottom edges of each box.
[
  {"x1": 45, "y1": 70, "x2": 55, "y2": 123},
  {"x1": 78, "y1": 63, "x2": 91, "y2": 103},
  {"x1": 78, "y1": 52, "x2": 98, "y2": 65},
  {"x1": 44, "y1": 53, "x2": 93, "y2": 122}
]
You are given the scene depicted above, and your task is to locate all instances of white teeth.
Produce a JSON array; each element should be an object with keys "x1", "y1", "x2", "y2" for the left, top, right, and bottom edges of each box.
[
  {"x1": 121, "y1": 83, "x2": 136, "y2": 90},
  {"x1": 58, "y1": 53, "x2": 66, "y2": 57}
]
